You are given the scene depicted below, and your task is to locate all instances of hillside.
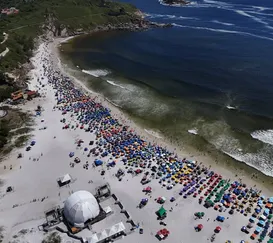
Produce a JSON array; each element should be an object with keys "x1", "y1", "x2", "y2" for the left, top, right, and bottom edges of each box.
[{"x1": 0, "y1": 0, "x2": 142, "y2": 97}]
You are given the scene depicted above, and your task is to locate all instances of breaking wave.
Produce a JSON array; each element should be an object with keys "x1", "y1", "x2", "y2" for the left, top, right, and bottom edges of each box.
[
  {"x1": 226, "y1": 105, "x2": 237, "y2": 110},
  {"x1": 82, "y1": 69, "x2": 110, "y2": 77},
  {"x1": 146, "y1": 13, "x2": 198, "y2": 20},
  {"x1": 105, "y1": 98, "x2": 122, "y2": 108},
  {"x1": 251, "y1": 130, "x2": 273, "y2": 146},
  {"x1": 172, "y1": 23, "x2": 273, "y2": 41},
  {"x1": 106, "y1": 80, "x2": 127, "y2": 90},
  {"x1": 199, "y1": 122, "x2": 273, "y2": 176},
  {"x1": 188, "y1": 129, "x2": 198, "y2": 135},
  {"x1": 144, "y1": 129, "x2": 163, "y2": 138},
  {"x1": 211, "y1": 20, "x2": 234, "y2": 26},
  {"x1": 235, "y1": 10, "x2": 273, "y2": 30}
]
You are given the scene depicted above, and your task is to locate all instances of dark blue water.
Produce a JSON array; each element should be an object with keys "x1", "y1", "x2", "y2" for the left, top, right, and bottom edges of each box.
[{"x1": 62, "y1": 0, "x2": 273, "y2": 176}]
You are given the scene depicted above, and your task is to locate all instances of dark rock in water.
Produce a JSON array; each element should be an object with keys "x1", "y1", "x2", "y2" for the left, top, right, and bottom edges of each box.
[
  {"x1": 163, "y1": 0, "x2": 190, "y2": 5},
  {"x1": 149, "y1": 22, "x2": 173, "y2": 28}
]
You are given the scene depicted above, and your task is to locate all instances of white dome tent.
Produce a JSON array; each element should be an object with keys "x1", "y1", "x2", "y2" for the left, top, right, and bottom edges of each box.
[{"x1": 63, "y1": 190, "x2": 100, "y2": 228}]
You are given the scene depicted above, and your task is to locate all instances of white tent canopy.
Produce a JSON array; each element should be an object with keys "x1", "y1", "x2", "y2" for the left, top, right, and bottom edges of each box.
[
  {"x1": 87, "y1": 222, "x2": 125, "y2": 243},
  {"x1": 103, "y1": 206, "x2": 112, "y2": 214},
  {"x1": 97, "y1": 230, "x2": 108, "y2": 241},
  {"x1": 63, "y1": 191, "x2": 100, "y2": 228},
  {"x1": 59, "y1": 173, "x2": 71, "y2": 184},
  {"x1": 87, "y1": 234, "x2": 99, "y2": 243},
  {"x1": 108, "y1": 222, "x2": 125, "y2": 237}
]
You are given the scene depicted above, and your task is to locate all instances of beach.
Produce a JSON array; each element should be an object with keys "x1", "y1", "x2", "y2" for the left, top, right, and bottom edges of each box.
[{"x1": 0, "y1": 37, "x2": 273, "y2": 243}]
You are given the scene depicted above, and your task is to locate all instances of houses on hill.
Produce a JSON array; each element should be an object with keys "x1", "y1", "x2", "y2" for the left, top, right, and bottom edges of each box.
[{"x1": 1, "y1": 7, "x2": 19, "y2": 16}]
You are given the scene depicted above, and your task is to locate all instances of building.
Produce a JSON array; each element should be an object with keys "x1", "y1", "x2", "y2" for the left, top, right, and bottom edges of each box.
[
  {"x1": 11, "y1": 89, "x2": 38, "y2": 102},
  {"x1": 1, "y1": 7, "x2": 19, "y2": 15},
  {"x1": 63, "y1": 191, "x2": 101, "y2": 230},
  {"x1": 11, "y1": 90, "x2": 23, "y2": 101}
]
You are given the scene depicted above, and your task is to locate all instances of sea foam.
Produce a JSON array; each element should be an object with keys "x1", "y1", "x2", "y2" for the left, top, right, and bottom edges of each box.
[
  {"x1": 188, "y1": 129, "x2": 198, "y2": 135},
  {"x1": 106, "y1": 80, "x2": 127, "y2": 90},
  {"x1": 144, "y1": 129, "x2": 162, "y2": 138},
  {"x1": 172, "y1": 23, "x2": 273, "y2": 41},
  {"x1": 82, "y1": 69, "x2": 110, "y2": 77},
  {"x1": 226, "y1": 105, "x2": 236, "y2": 110},
  {"x1": 212, "y1": 20, "x2": 234, "y2": 26},
  {"x1": 251, "y1": 130, "x2": 273, "y2": 146}
]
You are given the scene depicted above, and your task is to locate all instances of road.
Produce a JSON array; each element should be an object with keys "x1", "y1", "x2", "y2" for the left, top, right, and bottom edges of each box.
[
  {"x1": 0, "y1": 47, "x2": 9, "y2": 57},
  {"x1": 0, "y1": 33, "x2": 8, "y2": 44}
]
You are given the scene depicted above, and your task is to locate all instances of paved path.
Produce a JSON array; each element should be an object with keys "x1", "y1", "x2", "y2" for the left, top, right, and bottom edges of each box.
[
  {"x1": 0, "y1": 34, "x2": 8, "y2": 44},
  {"x1": 0, "y1": 47, "x2": 9, "y2": 57}
]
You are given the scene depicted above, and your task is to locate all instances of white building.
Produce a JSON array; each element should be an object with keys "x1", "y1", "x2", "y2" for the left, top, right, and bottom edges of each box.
[{"x1": 63, "y1": 190, "x2": 100, "y2": 228}]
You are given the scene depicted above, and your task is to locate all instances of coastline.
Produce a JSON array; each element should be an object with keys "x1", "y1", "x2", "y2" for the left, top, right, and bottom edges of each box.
[
  {"x1": 0, "y1": 35, "x2": 272, "y2": 243},
  {"x1": 55, "y1": 35, "x2": 273, "y2": 196}
]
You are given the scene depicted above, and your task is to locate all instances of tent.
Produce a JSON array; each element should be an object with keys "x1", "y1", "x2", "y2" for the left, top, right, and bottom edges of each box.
[
  {"x1": 216, "y1": 216, "x2": 225, "y2": 222},
  {"x1": 87, "y1": 234, "x2": 99, "y2": 243},
  {"x1": 157, "y1": 206, "x2": 167, "y2": 218},
  {"x1": 58, "y1": 174, "x2": 71, "y2": 186},
  {"x1": 108, "y1": 222, "x2": 126, "y2": 237},
  {"x1": 97, "y1": 230, "x2": 108, "y2": 241},
  {"x1": 94, "y1": 159, "x2": 103, "y2": 166}
]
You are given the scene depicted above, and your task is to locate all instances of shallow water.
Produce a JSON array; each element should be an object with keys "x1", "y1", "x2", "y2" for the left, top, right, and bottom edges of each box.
[{"x1": 61, "y1": 0, "x2": 273, "y2": 176}]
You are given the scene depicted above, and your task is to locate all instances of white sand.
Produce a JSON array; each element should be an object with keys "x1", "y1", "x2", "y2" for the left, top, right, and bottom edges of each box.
[{"x1": 0, "y1": 39, "x2": 270, "y2": 243}]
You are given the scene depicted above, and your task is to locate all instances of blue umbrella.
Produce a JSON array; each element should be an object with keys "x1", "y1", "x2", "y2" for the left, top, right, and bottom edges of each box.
[
  {"x1": 264, "y1": 208, "x2": 270, "y2": 215},
  {"x1": 249, "y1": 217, "x2": 255, "y2": 222},
  {"x1": 255, "y1": 227, "x2": 262, "y2": 233},
  {"x1": 258, "y1": 220, "x2": 265, "y2": 227},
  {"x1": 255, "y1": 208, "x2": 261, "y2": 213}
]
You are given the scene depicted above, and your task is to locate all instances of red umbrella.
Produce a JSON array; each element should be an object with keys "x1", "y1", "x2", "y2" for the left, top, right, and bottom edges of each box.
[
  {"x1": 197, "y1": 224, "x2": 203, "y2": 229},
  {"x1": 145, "y1": 186, "x2": 152, "y2": 192},
  {"x1": 215, "y1": 226, "x2": 221, "y2": 233}
]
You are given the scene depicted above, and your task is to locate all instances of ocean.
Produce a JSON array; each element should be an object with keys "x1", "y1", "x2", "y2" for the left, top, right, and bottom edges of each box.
[{"x1": 60, "y1": 0, "x2": 273, "y2": 177}]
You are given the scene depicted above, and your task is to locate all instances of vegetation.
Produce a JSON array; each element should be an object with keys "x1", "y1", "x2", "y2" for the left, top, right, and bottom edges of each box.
[
  {"x1": 0, "y1": 0, "x2": 138, "y2": 152},
  {"x1": 0, "y1": 107, "x2": 32, "y2": 155},
  {"x1": 42, "y1": 232, "x2": 61, "y2": 243},
  {"x1": 0, "y1": 119, "x2": 9, "y2": 149},
  {"x1": 0, "y1": 0, "x2": 138, "y2": 93},
  {"x1": 0, "y1": 226, "x2": 4, "y2": 243}
]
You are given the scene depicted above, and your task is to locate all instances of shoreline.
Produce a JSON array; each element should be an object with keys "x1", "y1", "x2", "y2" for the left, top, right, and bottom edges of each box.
[
  {"x1": 55, "y1": 35, "x2": 273, "y2": 196},
  {"x1": 0, "y1": 36, "x2": 272, "y2": 243}
]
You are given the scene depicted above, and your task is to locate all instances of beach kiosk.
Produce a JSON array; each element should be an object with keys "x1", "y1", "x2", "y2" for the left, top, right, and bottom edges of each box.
[{"x1": 57, "y1": 174, "x2": 72, "y2": 187}]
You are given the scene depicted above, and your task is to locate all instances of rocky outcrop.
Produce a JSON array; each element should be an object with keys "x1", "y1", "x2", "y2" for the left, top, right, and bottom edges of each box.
[
  {"x1": 162, "y1": 0, "x2": 190, "y2": 5},
  {"x1": 43, "y1": 12, "x2": 173, "y2": 38}
]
